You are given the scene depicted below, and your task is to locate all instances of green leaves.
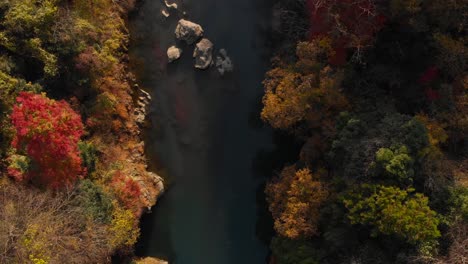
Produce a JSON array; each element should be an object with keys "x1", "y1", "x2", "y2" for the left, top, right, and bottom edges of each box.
[
  {"x1": 343, "y1": 185, "x2": 441, "y2": 244},
  {"x1": 375, "y1": 145, "x2": 414, "y2": 181}
]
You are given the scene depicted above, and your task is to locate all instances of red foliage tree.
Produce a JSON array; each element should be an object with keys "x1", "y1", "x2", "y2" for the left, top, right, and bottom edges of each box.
[
  {"x1": 306, "y1": 0, "x2": 386, "y2": 65},
  {"x1": 9, "y1": 92, "x2": 85, "y2": 189},
  {"x1": 110, "y1": 172, "x2": 142, "y2": 213}
]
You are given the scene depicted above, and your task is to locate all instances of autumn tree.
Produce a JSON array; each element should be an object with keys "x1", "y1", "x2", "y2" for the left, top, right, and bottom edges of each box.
[
  {"x1": 262, "y1": 38, "x2": 348, "y2": 133},
  {"x1": 306, "y1": 0, "x2": 386, "y2": 64},
  {"x1": 9, "y1": 92, "x2": 85, "y2": 188},
  {"x1": 343, "y1": 185, "x2": 441, "y2": 244},
  {"x1": 266, "y1": 166, "x2": 329, "y2": 239},
  {"x1": 109, "y1": 172, "x2": 142, "y2": 214}
]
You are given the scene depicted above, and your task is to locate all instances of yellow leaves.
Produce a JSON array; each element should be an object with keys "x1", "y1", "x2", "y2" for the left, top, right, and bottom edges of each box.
[
  {"x1": 109, "y1": 203, "x2": 140, "y2": 249},
  {"x1": 21, "y1": 224, "x2": 51, "y2": 264},
  {"x1": 266, "y1": 166, "x2": 329, "y2": 239},
  {"x1": 415, "y1": 114, "x2": 448, "y2": 147}
]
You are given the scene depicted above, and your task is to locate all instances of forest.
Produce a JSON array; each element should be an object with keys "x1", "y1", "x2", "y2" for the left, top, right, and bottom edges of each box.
[
  {"x1": 0, "y1": 0, "x2": 466, "y2": 263},
  {"x1": 0, "y1": 0, "x2": 161, "y2": 263},
  {"x1": 264, "y1": 0, "x2": 467, "y2": 263}
]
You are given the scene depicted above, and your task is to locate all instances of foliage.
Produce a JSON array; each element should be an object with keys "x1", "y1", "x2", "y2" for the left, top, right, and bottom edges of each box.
[
  {"x1": 0, "y1": 180, "x2": 111, "y2": 263},
  {"x1": 75, "y1": 179, "x2": 114, "y2": 223},
  {"x1": 270, "y1": 236, "x2": 319, "y2": 264},
  {"x1": 343, "y1": 185, "x2": 441, "y2": 244},
  {"x1": 374, "y1": 145, "x2": 414, "y2": 181},
  {"x1": 262, "y1": 38, "x2": 348, "y2": 135},
  {"x1": 266, "y1": 166, "x2": 328, "y2": 239},
  {"x1": 109, "y1": 203, "x2": 140, "y2": 249},
  {"x1": 78, "y1": 141, "x2": 98, "y2": 175},
  {"x1": 9, "y1": 92, "x2": 85, "y2": 188},
  {"x1": 109, "y1": 172, "x2": 142, "y2": 213}
]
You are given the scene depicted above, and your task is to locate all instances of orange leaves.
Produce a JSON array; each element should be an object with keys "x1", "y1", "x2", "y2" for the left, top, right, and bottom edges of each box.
[{"x1": 266, "y1": 166, "x2": 329, "y2": 239}]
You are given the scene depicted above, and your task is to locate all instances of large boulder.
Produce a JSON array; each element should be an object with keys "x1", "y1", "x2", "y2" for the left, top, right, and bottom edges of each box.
[
  {"x1": 215, "y1": 49, "x2": 233, "y2": 75},
  {"x1": 167, "y1": 45, "x2": 182, "y2": 62},
  {"x1": 193, "y1": 38, "x2": 213, "y2": 69},
  {"x1": 175, "y1": 19, "x2": 204, "y2": 45}
]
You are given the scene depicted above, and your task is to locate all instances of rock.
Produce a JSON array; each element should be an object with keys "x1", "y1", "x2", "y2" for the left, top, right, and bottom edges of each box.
[
  {"x1": 193, "y1": 38, "x2": 213, "y2": 69},
  {"x1": 134, "y1": 89, "x2": 151, "y2": 126},
  {"x1": 161, "y1": 9, "x2": 170, "y2": 18},
  {"x1": 135, "y1": 257, "x2": 168, "y2": 264},
  {"x1": 215, "y1": 48, "x2": 233, "y2": 75},
  {"x1": 164, "y1": 0, "x2": 178, "y2": 10},
  {"x1": 175, "y1": 19, "x2": 204, "y2": 45},
  {"x1": 148, "y1": 171, "x2": 165, "y2": 196},
  {"x1": 167, "y1": 45, "x2": 182, "y2": 62}
]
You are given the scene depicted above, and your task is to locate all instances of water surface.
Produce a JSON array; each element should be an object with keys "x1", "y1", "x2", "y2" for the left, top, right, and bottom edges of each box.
[{"x1": 130, "y1": 1, "x2": 274, "y2": 263}]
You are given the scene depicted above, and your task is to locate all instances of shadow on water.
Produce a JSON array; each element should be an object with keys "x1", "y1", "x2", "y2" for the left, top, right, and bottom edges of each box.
[{"x1": 128, "y1": 0, "x2": 301, "y2": 263}]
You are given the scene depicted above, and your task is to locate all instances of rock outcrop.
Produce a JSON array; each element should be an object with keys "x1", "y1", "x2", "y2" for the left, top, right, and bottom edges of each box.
[
  {"x1": 134, "y1": 88, "x2": 151, "y2": 128},
  {"x1": 215, "y1": 49, "x2": 233, "y2": 75},
  {"x1": 193, "y1": 38, "x2": 213, "y2": 69},
  {"x1": 175, "y1": 19, "x2": 204, "y2": 45},
  {"x1": 167, "y1": 45, "x2": 182, "y2": 62}
]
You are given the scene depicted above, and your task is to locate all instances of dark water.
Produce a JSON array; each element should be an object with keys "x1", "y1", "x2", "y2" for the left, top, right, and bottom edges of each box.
[{"x1": 130, "y1": 0, "x2": 275, "y2": 263}]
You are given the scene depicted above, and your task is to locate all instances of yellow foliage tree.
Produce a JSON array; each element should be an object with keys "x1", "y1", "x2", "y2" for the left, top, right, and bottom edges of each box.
[{"x1": 266, "y1": 166, "x2": 329, "y2": 239}]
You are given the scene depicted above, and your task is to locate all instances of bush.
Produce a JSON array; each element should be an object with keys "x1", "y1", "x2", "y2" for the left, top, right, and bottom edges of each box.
[{"x1": 75, "y1": 179, "x2": 113, "y2": 223}]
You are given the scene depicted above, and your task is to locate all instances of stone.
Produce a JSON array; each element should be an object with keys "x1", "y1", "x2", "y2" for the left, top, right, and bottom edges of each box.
[
  {"x1": 147, "y1": 172, "x2": 165, "y2": 196},
  {"x1": 175, "y1": 19, "x2": 204, "y2": 45},
  {"x1": 215, "y1": 48, "x2": 233, "y2": 75},
  {"x1": 193, "y1": 38, "x2": 213, "y2": 69},
  {"x1": 164, "y1": 0, "x2": 178, "y2": 10},
  {"x1": 167, "y1": 45, "x2": 182, "y2": 62},
  {"x1": 135, "y1": 257, "x2": 168, "y2": 264},
  {"x1": 161, "y1": 9, "x2": 170, "y2": 18}
]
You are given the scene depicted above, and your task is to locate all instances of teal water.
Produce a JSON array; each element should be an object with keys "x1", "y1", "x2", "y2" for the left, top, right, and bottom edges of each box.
[{"x1": 130, "y1": 1, "x2": 274, "y2": 263}]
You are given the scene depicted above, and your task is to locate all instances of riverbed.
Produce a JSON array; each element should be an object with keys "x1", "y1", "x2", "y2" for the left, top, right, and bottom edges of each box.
[{"x1": 129, "y1": 0, "x2": 274, "y2": 263}]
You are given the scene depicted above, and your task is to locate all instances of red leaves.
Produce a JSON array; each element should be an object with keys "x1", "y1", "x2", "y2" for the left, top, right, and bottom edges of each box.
[
  {"x1": 110, "y1": 172, "x2": 142, "y2": 212},
  {"x1": 419, "y1": 66, "x2": 439, "y2": 85},
  {"x1": 10, "y1": 92, "x2": 85, "y2": 189},
  {"x1": 306, "y1": 0, "x2": 386, "y2": 65}
]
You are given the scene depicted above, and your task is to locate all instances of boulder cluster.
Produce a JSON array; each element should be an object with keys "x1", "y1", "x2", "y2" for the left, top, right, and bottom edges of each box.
[{"x1": 162, "y1": 1, "x2": 233, "y2": 74}]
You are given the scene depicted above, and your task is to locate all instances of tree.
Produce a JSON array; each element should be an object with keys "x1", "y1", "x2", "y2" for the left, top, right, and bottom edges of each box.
[
  {"x1": 9, "y1": 92, "x2": 85, "y2": 188},
  {"x1": 306, "y1": 0, "x2": 386, "y2": 64},
  {"x1": 374, "y1": 145, "x2": 414, "y2": 181},
  {"x1": 262, "y1": 38, "x2": 348, "y2": 132},
  {"x1": 266, "y1": 166, "x2": 329, "y2": 239},
  {"x1": 109, "y1": 172, "x2": 142, "y2": 214},
  {"x1": 343, "y1": 185, "x2": 441, "y2": 244}
]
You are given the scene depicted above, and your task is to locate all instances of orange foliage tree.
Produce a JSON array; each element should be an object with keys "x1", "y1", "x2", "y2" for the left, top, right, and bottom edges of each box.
[
  {"x1": 262, "y1": 38, "x2": 349, "y2": 135},
  {"x1": 266, "y1": 166, "x2": 329, "y2": 239}
]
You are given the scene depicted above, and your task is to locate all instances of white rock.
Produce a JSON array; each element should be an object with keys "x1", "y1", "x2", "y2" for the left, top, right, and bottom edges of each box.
[
  {"x1": 193, "y1": 38, "x2": 213, "y2": 69},
  {"x1": 167, "y1": 45, "x2": 182, "y2": 62},
  {"x1": 175, "y1": 19, "x2": 204, "y2": 45}
]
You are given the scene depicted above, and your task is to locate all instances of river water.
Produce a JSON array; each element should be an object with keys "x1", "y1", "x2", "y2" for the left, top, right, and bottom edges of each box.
[{"x1": 129, "y1": 0, "x2": 274, "y2": 263}]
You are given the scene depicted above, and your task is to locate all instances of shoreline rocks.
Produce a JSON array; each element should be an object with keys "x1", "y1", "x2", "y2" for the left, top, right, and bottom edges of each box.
[
  {"x1": 175, "y1": 19, "x2": 204, "y2": 45},
  {"x1": 167, "y1": 45, "x2": 182, "y2": 62},
  {"x1": 215, "y1": 49, "x2": 233, "y2": 75},
  {"x1": 193, "y1": 38, "x2": 213, "y2": 69}
]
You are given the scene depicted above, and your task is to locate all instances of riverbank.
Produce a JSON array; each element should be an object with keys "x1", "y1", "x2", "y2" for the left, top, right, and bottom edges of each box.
[{"x1": 0, "y1": 0, "x2": 164, "y2": 262}]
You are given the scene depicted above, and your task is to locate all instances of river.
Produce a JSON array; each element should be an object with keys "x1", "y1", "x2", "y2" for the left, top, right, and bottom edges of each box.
[{"x1": 129, "y1": 0, "x2": 275, "y2": 263}]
